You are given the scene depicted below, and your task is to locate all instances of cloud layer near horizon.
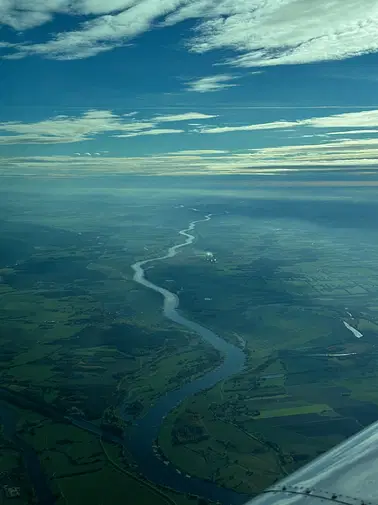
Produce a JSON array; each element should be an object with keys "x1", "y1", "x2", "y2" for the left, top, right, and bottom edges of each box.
[
  {"x1": 3, "y1": 108, "x2": 378, "y2": 173},
  {"x1": 3, "y1": 136, "x2": 378, "y2": 176},
  {"x1": 4, "y1": 108, "x2": 378, "y2": 145},
  {"x1": 1, "y1": 0, "x2": 378, "y2": 66}
]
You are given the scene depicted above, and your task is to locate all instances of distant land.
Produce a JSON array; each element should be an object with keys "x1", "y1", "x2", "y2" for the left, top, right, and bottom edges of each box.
[{"x1": 1, "y1": 174, "x2": 378, "y2": 504}]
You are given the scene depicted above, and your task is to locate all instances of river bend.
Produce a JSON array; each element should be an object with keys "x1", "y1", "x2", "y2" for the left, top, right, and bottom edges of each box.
[{"x1": 126, "y1": 215, "x2": 247, "y2": 505}]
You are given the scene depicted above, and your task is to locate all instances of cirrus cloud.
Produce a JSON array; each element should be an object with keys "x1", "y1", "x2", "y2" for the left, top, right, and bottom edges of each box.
[
  {"x1": 3, "y1": 137, "x2": 378, "y2": 179},
  {"x1": 114, "y1": 128, "x2": 185, "y2": 138},
  {"x1": 185, "y1": 74, "x2": 240, "y2": 93},
  {"x1": 1, "y1": 0, "x2": 378, "y2": 67},
  {"x1": 198, "y1": 109, "x2": 378, "y2": 135},
  {"x1": 0, "y1": 108, "x2": 210, "y2": 144},
  {"x1": 152, "y1": 112, "x2": 217, "y2": 122}
]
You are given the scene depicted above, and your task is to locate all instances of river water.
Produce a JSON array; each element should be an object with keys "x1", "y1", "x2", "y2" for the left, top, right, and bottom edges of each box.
[
  {"x1": 0, "y1": 399, "x2": 55, "y2": 505},
  {"x1": 126, "y1": 215, "x2": 248, "y2": 505}
]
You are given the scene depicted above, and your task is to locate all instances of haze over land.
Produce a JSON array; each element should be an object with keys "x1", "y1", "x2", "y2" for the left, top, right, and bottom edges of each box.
[{"x1": 1, "y1": 175, "x2": 378, "y2": 504}]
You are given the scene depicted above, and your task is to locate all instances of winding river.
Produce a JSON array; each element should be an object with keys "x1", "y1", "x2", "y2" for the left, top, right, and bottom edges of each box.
[
  {"x1": 126, "y1": 215, "x2": 248, "y2": 505},
  {"x1": 0, "y1": 399, "x2": 55, "y2": 505}
]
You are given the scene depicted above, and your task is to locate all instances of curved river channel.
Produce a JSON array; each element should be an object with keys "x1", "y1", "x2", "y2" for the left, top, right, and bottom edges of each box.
[{"x1": 126, "y1": 215, "x2": 248, "y2": 505}]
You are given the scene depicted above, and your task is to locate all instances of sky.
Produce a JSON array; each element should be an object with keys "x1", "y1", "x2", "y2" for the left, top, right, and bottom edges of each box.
[{"x1": 2, "y1": 0, "x2": 378, "y2": 176}]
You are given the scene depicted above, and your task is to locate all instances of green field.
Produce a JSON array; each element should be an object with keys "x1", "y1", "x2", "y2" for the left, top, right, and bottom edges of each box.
[
  {"x1": 2, "y1": 180, "x2": 378, "y2": 502},
  {"x1": 153, "y1": 204, "x2": 378, "y2": 495}
]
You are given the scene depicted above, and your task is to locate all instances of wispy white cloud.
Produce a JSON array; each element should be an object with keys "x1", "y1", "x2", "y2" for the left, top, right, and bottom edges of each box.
[
  {"x1": 248, "y1": 138, "x2": 378, "y2": 154},
  {"x1": 0, "y1": 109, "x2": 210, "y2": 144},
  {"x1": 0, "y1": 42, "x2": 17, "y2": 49},
  {"x1": 0, "y1": 134, "x2": 88, "y2": 144},
  {"x1": 326, "y1": 130, "x2": 378, "y2": 135},
  {"x1": 186, "y1": 0, "x2": 378, "y2": 67},
  {"x1": 185, "y1": 74, "x2": 240, "y2": 93},
  {"x1": 198, "y1": 109, "x2": 378, "y2": 135},
  {"x1": 4, "y1": 108, "x2": 378, "y2": 146},
  {"x1": 3, "y1": 135, "x2": 378, "y2": 178},
  {"x1": 198, "y1": 120, "x2": 301, "y2": 134},
  {"x1": 238, "y1": 138, "x2": 378, "y2": 168},
  {"x1": 153, "y1": 112, "x2": 217, "y2": 122},
  {"x1": 2, "y1": 0, "x2": 378, "y2": 67},
  {"x1": 74, "y1": 151, "x2": 105, "y2": 155},
  {"x1": 0, "y1": 109, "x2": 150, "y2": 144},
  {"x1": 308, "y1": 110, "x2": 378, "y2": 128},
  {"x1": 167, "y1": 149, "x2": 229, "y2": 155},
  {"x1": 76, "y1": 0, "x2": 141, "y2": 16},
  {"x1": 1, "y1": 0, "x2": 186, "y2": 59},
  {"x1": 114, "y1": 128, "x2": 185, "y2": 138}
]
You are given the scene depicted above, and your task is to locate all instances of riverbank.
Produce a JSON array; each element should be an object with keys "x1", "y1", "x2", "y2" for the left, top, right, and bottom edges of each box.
[
  {"x1": 0, "y1": 400, "x2": 56, "y2": 505},
  {"x1": 126, "y1": 215, "x2": 248, "y2": 504}
]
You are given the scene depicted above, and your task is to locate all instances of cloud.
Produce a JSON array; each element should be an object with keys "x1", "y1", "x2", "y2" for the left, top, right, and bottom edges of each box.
[
  {"x1": 153, "y1": 112, "x2": 217, "y2": 122},
  {"x1": 114, "y1": 128, "x2": 185, "y2": 138},
  {"x1": 307, "y1": 110, "x2": 378, "y2": 128},
  {"x1": 1, "y1": 0, "x2": 186, "y2": 59},
  {"x1": 1, "y1": 2, "x2": 58, "y2": 31},
  {"x1": 3, "y1": 135, "x2": 378, "y2": 178},
  {"x1": 198, "y1": 120, "x2": 301, "y2": 134},
  {"x1": 185, "y1": 74, "x2": 240, "y2": 93},
  {"x1": 0, "y1": 42, "x2": 17, "y2": 49},
  {"x1": 239, "y1": 138, "x2": 378, "y2": 167},
  {"x1": 185, "y1": 0, "x2": 378, "y2": 67},
  {"x1": 4, "y1": 108, "x2": 378, "y2": 146},
  {"x1": 326, "y1": 130, "x2": 378, "y2": 135},
  {"x1": 198, "y1": 109, "x2": 378, "y2": 135},
  {"x1": 0, "y1": 134, "x2": 85, "y2": 144},
  {"x1": 167, "y1": 149, "x2": 229, "y2": 155},
  {"x1": 248, "y1": 138, "x2": 378, "y2": 154},
  {"x1": 76, "y1": 0, "x2": 141, "y2": 16},
  {"x1": 3, "y1": 0, "x2": 377, "y2": 66},
  {"x1": 0, "y1": 109, "x2": 150, "y2": 144},
  {"x1": 0, "y1": 109, "x2": 211, "y2": 144}
]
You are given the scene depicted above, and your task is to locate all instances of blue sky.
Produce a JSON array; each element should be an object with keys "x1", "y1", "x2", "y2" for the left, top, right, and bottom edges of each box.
[{"x1": 2, "y1": 0, "x2": 378, "y2": 175}]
